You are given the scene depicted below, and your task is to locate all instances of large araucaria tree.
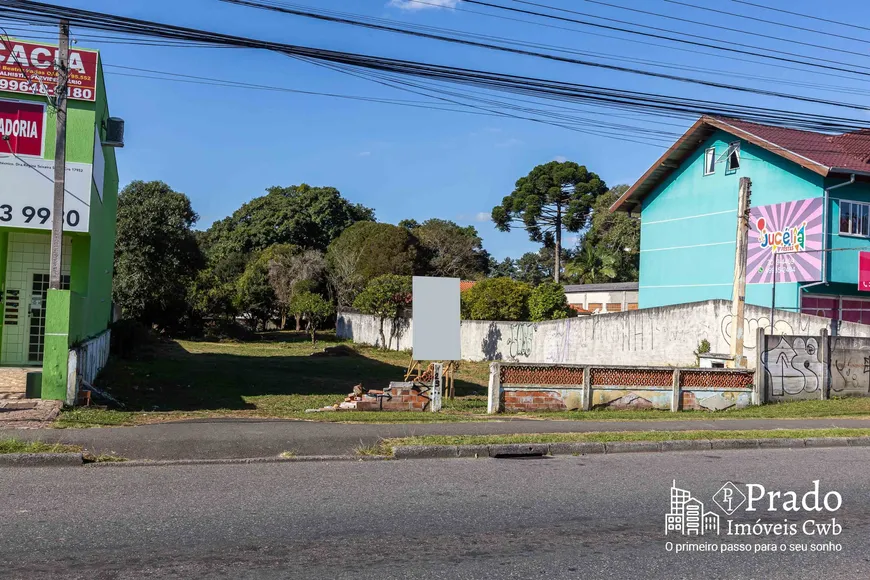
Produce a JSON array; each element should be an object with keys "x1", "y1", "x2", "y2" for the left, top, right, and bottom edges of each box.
[{"x1": 492, "y1": 161, "x2": 606, "y2": 282}]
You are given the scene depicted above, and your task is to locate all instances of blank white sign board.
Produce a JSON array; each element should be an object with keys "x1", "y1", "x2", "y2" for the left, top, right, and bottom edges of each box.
[{"x1": 412, "y1": 276, "x2": 461, "y2": 361}]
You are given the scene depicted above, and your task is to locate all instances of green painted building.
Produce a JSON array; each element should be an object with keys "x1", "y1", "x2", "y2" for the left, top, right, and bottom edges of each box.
[{"x1": 0, "y1": 38, "x2": 120, "y2": 400}]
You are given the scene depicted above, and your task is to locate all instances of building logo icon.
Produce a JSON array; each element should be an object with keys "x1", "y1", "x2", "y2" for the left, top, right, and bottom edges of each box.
[
  {"x1": 713, "y1": 481, "x2": 747, "y2": 515},
  {"x1": 665, "y1": 480, "x2": 720, "y2": 536}
]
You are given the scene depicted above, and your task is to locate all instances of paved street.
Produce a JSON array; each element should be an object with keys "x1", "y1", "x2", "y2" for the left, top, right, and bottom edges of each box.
[
  {"x1": 2, "y1": 447, "x2": 869, "y2": 579},
  {"x1": 9, "y1": 416, "x2": 870, "y2": 459}
]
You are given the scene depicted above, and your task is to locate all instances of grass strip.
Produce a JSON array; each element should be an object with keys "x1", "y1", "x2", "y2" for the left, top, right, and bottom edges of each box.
[{"x1": 0, "y1": 439, "x2": 82, "y2": 454}]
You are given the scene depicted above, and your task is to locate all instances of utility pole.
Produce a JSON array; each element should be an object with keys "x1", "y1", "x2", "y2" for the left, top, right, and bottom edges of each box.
[
  {"x1": 729, "y1": 177, "x2": 751, "y2": 368},
  {"x1": 49, "y1": 20, "x2": 69, "y2": 290}
]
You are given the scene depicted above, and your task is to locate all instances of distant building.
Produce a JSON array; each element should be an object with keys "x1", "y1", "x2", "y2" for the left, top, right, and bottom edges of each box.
[{"x1": 562, "y1": 282, "x2": 638, "y2": 314}]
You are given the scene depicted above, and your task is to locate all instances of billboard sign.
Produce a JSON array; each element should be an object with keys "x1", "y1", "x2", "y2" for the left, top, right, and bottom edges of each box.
[
  {"x1": 412, "y1": 276, "x2": 461, "y2": 361},
  {"x1": 747, "y1": 197, "x2": 823, "y2": 284},
  {"x1": 0, "y1": 99, "x2": 45, "y2": 157},
  {"x1": 860, "y1": 252, "x2": 870, "y2": 292},
  {"x1": 0, "y1": 156, "x2": 90, "y2": 233},
  {"x1": 0, "y1": 38, "x2": 98, "y2": 102}
]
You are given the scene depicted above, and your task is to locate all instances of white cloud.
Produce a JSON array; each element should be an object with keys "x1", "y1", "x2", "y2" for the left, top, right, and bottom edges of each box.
[
  {"x1": 475, "y1": 212, "x2": 490, "y2": 222},
  {"x1": 495, "y1": 137, "x2": 522, "y2": 148},
  {"x1": 388, "y1": 0, "x2": 458, "y2": 10},
  {"x1": 554, "y1": 155, "x2": 568, "y2": 163},
  {"x1": 357, "y1": 151, "x2": 371, "y2": 157}
]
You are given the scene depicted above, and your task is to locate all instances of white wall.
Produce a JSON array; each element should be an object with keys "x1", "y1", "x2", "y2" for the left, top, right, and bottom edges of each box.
[{"x1": 337, "y1": 300, "x2": 870, "y2": 367}]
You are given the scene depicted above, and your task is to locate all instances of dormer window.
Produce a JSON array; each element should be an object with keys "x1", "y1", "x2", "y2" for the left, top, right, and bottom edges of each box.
[{"x1": 704, "y1": 147, "x2": 715, "y2": 175}]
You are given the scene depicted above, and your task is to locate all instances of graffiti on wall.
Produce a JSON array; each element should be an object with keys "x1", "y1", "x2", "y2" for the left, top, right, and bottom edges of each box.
[
  {"x1": 830, "y1": 337, "x2": 870, "y2": 395},
  {"x1": 761, "y1": 336, "x2": 823, "y2": 399},
  {"x1": 720, "y1": 314, "x2": 818, "y2": 350},
  {"x1": 507, "y1": 323, "x2": 536, "y2": 360}
]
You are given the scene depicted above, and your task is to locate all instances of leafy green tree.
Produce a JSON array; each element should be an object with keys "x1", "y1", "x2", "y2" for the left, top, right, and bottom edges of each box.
[
  {"x1": 327, "y1": 222, "x2": 423, "y2": 289},
  {"x1": 234, "y1": 250, "x2": 279, "y2": 331},
  {"x1": 398, "y1": 218, "x2": 421, "y2": 230},
  {"x1": 267, "y1": 247, "x2": 326, "y2": 329},
  {"x1": 461, "y1": 277, "x2": 531, "y2": 321},
  {"x1": 201, "y1": 184, "x2": 374, "y2": 261},
  {"x1": 487, "y1": 256, "x2": 516, "y2": 279},
  {"x1": 528, "y1": 282, "x2": 577, "y2": 321},
  {"x1": 492, "y1": 161, "x2": 607, "y2": 282},
  {"x1": 113, "y1": 180, "x2": 204, "y2": 332},
  {"x1": 571, "y1": 185, "x2": 639, "y2": 283},
  {"x1": 352, "y1": 274, "x2": 412, "y2": 349},
  {"x1": 289, "y1": 291, "x2": 334, "y2": 344},
  {"x1": 412, "y1": 219, "x2": 489, "y2": 278}
]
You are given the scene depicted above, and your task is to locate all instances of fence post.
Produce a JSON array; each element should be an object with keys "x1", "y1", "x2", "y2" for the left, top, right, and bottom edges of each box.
[
  {"x1": 582, "y1": 366, "x2": 592, "y2": 411},
  {"x1": 487, "y1": 362, "x2": 501, "y2": 414},
  {"x1": 754, "y1": 326, "x2": 766, "y2": 405},
  {"x1": 671, "y1": 368, "x2": 681, "y2": 412},
  {"x1": 820, "y1": 328, "x2": 830, "y2": 400},
  {"x1": 65, "y1": 348, "x2": 78, "y2": 407}
]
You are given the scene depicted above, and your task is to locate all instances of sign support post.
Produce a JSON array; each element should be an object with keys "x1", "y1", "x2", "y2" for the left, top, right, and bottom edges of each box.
[{"x1": 49, "y1": 20, "x2": 69, "y2": 290}]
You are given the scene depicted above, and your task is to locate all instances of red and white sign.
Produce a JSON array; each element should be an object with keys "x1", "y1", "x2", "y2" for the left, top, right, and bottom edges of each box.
[
  {"x1": 859, "y1": 252, "x2": 870, "y2": 292},
  {"x1": 0, "y1": 99, "x2": 44, "y2": 157},
  {"x1": 0, "y1": 38, "x2": 98, "y2": 102}
]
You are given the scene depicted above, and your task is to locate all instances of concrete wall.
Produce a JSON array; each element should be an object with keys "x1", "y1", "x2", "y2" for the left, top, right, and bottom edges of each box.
[{"x1": 337, "y1": 299, "x2": 868, "y2": 368}]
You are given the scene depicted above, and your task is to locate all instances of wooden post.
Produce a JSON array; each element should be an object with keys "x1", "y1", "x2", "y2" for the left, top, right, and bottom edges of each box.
[
  {"x1": 729, "y1": 177, "x2": 752, "y2": 367},
  {"x1": 671, "y1": 368, "x2": 681, "y2": 412},
  {"x1": 49, "y1": 20, "x2": 70, "y2": 290},
  {"x1": 820, "y1": 329, "x2": 830, "y2": 400},
  {"x1": 753, "y1": 326, "x2": 766, "y2": 405}
]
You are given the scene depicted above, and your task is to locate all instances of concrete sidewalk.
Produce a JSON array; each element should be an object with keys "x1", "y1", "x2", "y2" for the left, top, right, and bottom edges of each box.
[{"x1": 4, "y1": 416, "x2": 870, "y2": 460}]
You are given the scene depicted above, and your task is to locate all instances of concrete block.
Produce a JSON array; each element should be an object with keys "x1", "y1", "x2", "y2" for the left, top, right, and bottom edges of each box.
[
  {"x1": 804, "y1": 437, "x2": 850, "y2": 448},
  {"x1": 488, "y1": 443, "x2": 548, "y2": 458},
  {"x1": 548, "y1": 442, "x2": 606, "y2": 456},
  {"x1": 456, "y1": 445, "x2": 489, "y2": 458},
  {"x1": 758, "y1": 438, "x2": 805, "y2": 449},
  {"x1": 660, "y1": 440, "x2": 712, "y2": 452},
  {"x1": 0, "y1": 453, "x2": 83, "y2": 467},
  {"x1": 392, "y1": 445, "x2": 458, "y2": 459},
  {"x1": 846, "y1": 437, "x2": 870, "y2": 447},
  {"x1": 711, "y1": 439, "x2": 759, "y2": 450},
  {"x1": 605, "y1": 441, "x2": 662, "y2": 454}
]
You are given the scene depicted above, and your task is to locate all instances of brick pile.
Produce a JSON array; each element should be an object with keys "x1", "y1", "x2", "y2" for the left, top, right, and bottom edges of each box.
[{"x1": 310, "y1": 382, "x2": 434, "y2": 412}]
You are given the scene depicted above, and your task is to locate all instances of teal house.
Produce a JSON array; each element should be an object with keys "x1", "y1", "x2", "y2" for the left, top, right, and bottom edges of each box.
[{"x1": 612, "y1": 116, "x2": 870, "y2": 324}]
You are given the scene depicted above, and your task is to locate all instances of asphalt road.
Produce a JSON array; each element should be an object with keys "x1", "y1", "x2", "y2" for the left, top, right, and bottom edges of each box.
[
  {"x1": 10, "y1": 416, "x2": 870, "y2": 459},
  {"x1": 2, "y1": 447, "x2": 870, "y2": 579}
]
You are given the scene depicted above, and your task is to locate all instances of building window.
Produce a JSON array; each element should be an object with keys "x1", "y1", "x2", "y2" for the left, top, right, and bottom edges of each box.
[
  {"x1": 725, "y1": 142, "x2": 740, "y2": 172},
  {"x1": 840, "y1": 201, "x2": 870, "y2": 237},
  {"x1": 704, "y1": 147, "x2": 715, "y2": 175}
]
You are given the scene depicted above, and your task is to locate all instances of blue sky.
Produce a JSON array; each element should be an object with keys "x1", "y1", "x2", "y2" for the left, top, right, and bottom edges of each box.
[{"x1": 4, "y1": 0, "x2": 870, "y2": 258}]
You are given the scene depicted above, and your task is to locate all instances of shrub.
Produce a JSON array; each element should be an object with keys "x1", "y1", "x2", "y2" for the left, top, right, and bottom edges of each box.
[
  {"x1": 528, "y1": 282, "x2": 577, "y2": 321},
  {"x1": 353, "y1": 274, "x2": 412, "y2": 348},
  {"x1": 461, "y1": 277, "x2": 531, "y2": 321}
]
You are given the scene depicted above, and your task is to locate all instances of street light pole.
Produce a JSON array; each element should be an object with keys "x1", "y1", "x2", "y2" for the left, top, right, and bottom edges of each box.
[{"x1": 769, "y1": 251, "x2": 777, "y2": 334}]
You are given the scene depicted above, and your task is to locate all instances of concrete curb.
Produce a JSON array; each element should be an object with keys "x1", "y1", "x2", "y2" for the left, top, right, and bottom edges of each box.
[
  {"x1": 0, "y1": 452, "x2": 83, "y2": 467},
  {"x1": 84, "y1": 455, "x2": 389, "y2": 468},
  {"x1": 389, "y1": 437, "x2": 870, "y2": 459}
]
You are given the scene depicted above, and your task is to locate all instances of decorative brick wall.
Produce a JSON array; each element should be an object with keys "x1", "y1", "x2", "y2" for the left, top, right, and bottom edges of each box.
[{"x1": 490, "y1": 362, "x2": 756, "y2": 414}]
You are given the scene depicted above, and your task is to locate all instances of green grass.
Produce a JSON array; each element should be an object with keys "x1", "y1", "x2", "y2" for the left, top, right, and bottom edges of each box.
[
  {"x1": 53, "y1": 331, "x2": 870, "y2": 428},
  {"x1": 0, "y1": 439, "x2": 81, "y2": 454},
  {"x1": 383, "y1": 428, "x2": 870, "y2": 449}
]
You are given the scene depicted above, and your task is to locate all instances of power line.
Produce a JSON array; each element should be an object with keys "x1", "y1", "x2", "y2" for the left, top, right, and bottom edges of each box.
[
  {"x1": 2, "y1": 0, "x2": 868, "y2": 136},
  {"x1": 221, "y1": 0, "x2": 870, "y2": 114},
  {"x1": 730, "y1": 0, "x2": 870, "y2": 34}
]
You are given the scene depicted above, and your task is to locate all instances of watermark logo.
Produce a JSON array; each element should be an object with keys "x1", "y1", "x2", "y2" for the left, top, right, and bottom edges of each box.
[
  {"x1": 713, "y1": 482, "x2": 747, "y2": 516},
  {"x1": 665, "y1": 480, "x2": 721, "y2": 536}
]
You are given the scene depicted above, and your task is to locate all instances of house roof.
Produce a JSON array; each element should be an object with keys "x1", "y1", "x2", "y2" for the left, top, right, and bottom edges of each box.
[
  {"x1": 563, "y1": 282, "x2": 639, "y2": 293},
  {"x1": 611, "y1": 116, "x2": 870, "y2": 213}
]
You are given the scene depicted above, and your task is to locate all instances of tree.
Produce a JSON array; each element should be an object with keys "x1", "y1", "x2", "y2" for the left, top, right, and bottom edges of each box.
[
  {"x1": 113, "y1": 180, "x2": 204, "y2": 331},
  {"x1": 327, "y1": 222, "x2": 423, "y2": 286},
  {"x1": 412, "y1": 219, "x2": 489, "y2": 278},
  {"x1": 200, "y1": 184, "x2": 374, "y2": 261},
  {"x1": 327, "y1": 247, "x2": 366, "y2": 310},
  {"x1": 528, "y1": 282, "x2": 577, "y2": 321},
  {"x1": 234, "y1": 254, "x2": 276, "y2": 331},
  {"x1": 492, "y1": 161, "x2": 607, "y2": 282},
  {"x1": 289, "y1": 291, "x2": 334, "y2": 344},
  {"x1": 461, "y1": 277, "x2": 531, "y2": 321},
  {"x1": 487, "y1": 256, "x2": 516, "y2": 279},
  {"x1": 398, "y1": 218, "x2": 420, "y2": 230},
  {"x1": 571, "y1": 185, "x2": 639, "y2": 283},
  {"x1": 352, "y1": 274, "x2": 412, "y2": 349},
  {"x1": 268, "y1": 247, "x2": 326, "y2": 329}
]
